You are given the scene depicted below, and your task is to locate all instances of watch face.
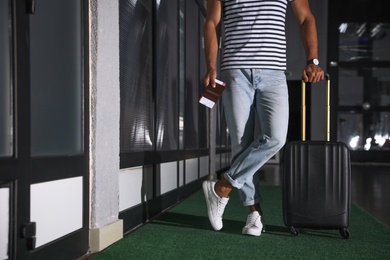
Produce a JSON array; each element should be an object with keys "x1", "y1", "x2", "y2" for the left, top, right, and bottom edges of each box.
[{"x1": 307, "y1": 59, "x2": 319, "y2": 66}]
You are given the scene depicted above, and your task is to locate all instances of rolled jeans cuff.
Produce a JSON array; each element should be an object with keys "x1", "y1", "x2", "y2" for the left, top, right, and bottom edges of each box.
[{"x1": 223, "y1": 172, "x2": 242, "y2": 189}]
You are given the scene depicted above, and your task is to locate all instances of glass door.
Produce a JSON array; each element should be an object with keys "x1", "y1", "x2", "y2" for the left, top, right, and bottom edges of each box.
[
  {"x1": 328, "y1": 0, "x2": 390, "y2": 162},
  {"x1": 0, "y1": 0, "x2": 89, "y2": 258},
  {"x1": 0, "y1": 0, "x2": 30, "y2": 258},
  {"x1": 0, "y1": 0, "x2": 13, "y2": 255},
  {"x1": 28, "y1": 0, "x2": 89, "y2": 258}
]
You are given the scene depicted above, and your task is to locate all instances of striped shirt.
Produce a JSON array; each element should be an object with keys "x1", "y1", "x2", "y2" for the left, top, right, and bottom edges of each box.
[{"x1": 221, "y1": 0, "x2": 293, "y2": 71}]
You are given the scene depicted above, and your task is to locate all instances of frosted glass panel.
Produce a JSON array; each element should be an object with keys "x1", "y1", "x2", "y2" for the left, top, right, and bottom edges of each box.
[
  {"x1": 185, "y1": 158, "x2": 198, "y2": 184},
  {"x1": 119, "y1": 166, "x2": 154, "y2": 211},
  {"x1": 159, "y1": 162, "x2": 178, "y2": 194},
  {"x1": 0, "y1": 187, "x2": 9, "y2": 260},
  {"x1": 31, "y1": 177, "x2": 83, "y2": 247},
  {"x1": 30, "y1": 0, "x2": 83, "y2": 156},
  {"x1": 0, "y1": 0, "x2": 13, "y2": 157}
]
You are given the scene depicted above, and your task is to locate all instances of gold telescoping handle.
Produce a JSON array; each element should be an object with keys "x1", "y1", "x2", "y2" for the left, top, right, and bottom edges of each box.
[
  {"x1": 301, "y1": 79, "x2": 307, "y2": 141},
  {"x1": 301, "y1": 73, "x2": 330, "y2": 142},
  {"x1": 325, "y1": 74, "x2": 330, "y2": 142}
]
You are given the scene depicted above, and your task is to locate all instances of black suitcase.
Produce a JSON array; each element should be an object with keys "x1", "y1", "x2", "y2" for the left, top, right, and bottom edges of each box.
[{"x1": 282, "y1": 74, "x2": 351, "y2": 239}]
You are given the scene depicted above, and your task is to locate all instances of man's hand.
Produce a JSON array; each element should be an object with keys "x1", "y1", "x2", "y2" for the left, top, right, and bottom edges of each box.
[
  {"x1": 204, "y1": 68, "x2": 218, "y2": 88},
  {"x1": 302, "y1": 64, "x2": 324, "y2": 83}
]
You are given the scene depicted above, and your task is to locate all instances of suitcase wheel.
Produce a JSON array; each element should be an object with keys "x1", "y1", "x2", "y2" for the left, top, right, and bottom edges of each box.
[
  {"x1": 289, "y1": 226, "x2": 299, "y2": 236},
  {"x1": 340, "y1": 228, "x2": 351, "y2": 239}
]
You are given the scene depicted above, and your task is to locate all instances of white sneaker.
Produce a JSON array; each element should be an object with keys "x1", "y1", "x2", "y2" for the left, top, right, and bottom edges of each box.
[
  {"x1": 242, "y1": 211, "x2": 263, "y2": 236},
  {"x1": 202, "y1": 180, "x2": 229, "y2": 231}
]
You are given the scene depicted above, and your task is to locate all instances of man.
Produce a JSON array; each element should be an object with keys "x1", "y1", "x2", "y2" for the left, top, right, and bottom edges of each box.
[{"x1": 202, "y1": 0, "x2": 324, "y2": 236}]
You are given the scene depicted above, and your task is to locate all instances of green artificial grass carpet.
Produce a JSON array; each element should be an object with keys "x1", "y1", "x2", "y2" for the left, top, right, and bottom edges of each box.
[{"x1": 95, "y1": 186, "x2": 390, "y2": 259}]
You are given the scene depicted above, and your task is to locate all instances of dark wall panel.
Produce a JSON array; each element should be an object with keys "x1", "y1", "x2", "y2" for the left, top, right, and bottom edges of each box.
[
  {"x1": 155, "y1": 0, "x2": 179, "y2": 151},
  {"x1": 184, "y1": 0, "x2": 200, "y2": 149},
  {"x1": 120, "y1": 0, "x2": 154, "y2": 152}
]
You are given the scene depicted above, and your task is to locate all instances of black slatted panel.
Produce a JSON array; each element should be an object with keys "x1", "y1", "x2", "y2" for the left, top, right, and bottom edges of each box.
[
  {"x1": 198, "y1": 13, "x2": 208, "y2": 148},
  {"x1": 119, "y1": 0, "x2": 154, "y2": 152},
  {"x1": 155, "y1": 0, "x2": 179, "y2": 150},
  {"x1": 184, "y1": 0, "x2": 200, "y2": 149},
  {"x1": 179, "y1": 0, "x2": 185, "y2": 150}
]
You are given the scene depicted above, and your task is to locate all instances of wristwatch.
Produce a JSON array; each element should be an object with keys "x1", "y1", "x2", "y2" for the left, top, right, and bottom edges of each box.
[{"x1": 307, "y1": 58, "x2": 319, "y2": 66}]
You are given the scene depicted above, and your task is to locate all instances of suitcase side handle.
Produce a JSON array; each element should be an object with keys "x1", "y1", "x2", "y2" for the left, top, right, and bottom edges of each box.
[{"x1": 301, "y1": 73, "x2": 330, "y2": 142}]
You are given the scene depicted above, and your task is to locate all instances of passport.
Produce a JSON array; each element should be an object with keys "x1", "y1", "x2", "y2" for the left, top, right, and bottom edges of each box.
[{"x1": 198, "y1": 79, "x2": 226, "y2": 108}]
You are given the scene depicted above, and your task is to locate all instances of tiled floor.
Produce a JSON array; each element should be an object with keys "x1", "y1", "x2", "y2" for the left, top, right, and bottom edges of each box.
[
  {"x1": 260, "y1": 163, "x2": 390, "y2": 228},
  {"x1": 350, "y1": 164, "x2": 390, "y2": 227}
]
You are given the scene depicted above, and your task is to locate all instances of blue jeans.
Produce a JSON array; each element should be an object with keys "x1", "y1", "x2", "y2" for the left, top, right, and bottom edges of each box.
[{"x1": 221, "y1": 69, "x2": 289, "y2": 206}]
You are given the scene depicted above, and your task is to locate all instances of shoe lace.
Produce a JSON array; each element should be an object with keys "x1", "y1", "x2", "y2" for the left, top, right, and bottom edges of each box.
[
  {"x1": 216, "y1": 199, "x2": 227, "y2": 218},
  {"x1": 245, "y1": 213, "x2": 259, "y2": 227}
]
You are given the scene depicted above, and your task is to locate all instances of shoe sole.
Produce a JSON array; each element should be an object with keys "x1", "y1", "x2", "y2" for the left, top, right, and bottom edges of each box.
[
  {"x1": 242, "y1": 229, "x2": 262, "y2": 236},
  {"x1": 202, "y1": 181, "x2": 222, "y2": 231}
]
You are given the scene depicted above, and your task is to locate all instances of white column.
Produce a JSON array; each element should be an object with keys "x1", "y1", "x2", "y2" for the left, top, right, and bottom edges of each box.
[{"x1": 89, "y1": 0, "x2": 122, "y2": 252}]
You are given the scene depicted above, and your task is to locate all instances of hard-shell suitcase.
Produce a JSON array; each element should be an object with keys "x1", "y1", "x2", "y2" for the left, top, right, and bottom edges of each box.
[{"x1": 282, "y1": 74, "x2": 351, "y2": 239}]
